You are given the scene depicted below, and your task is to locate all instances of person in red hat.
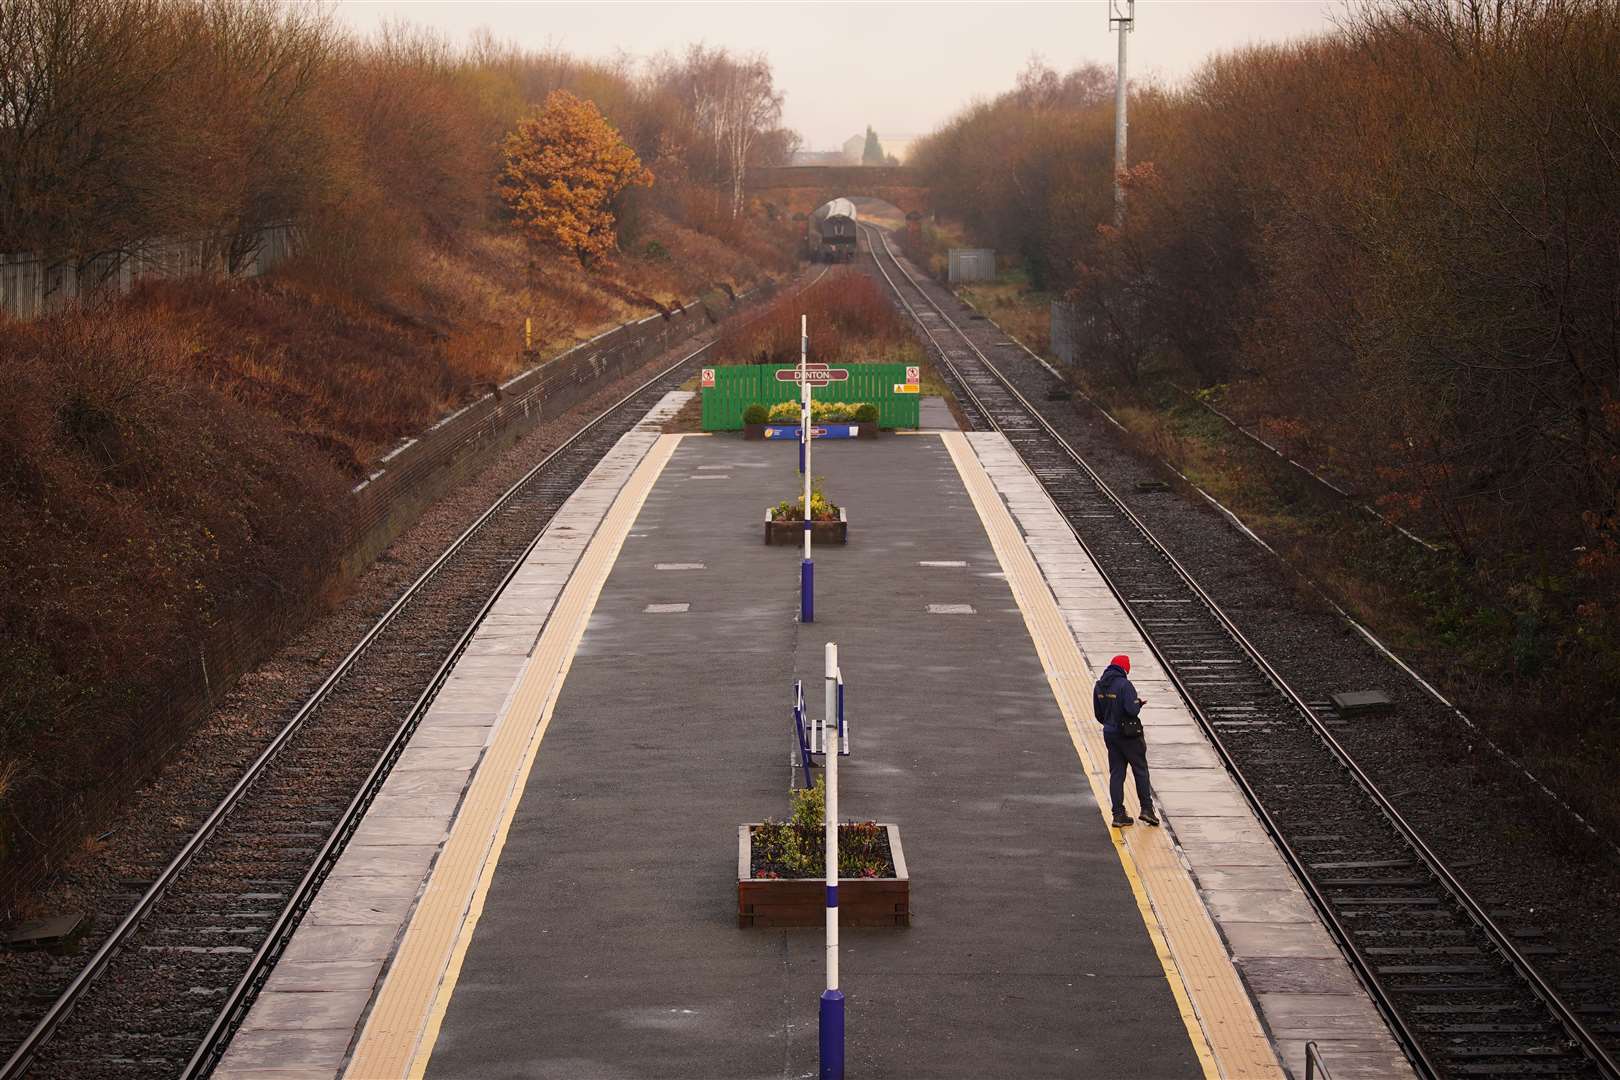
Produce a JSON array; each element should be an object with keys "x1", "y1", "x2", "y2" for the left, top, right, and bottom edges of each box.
[{"x1": 1092, "y1": 653, "x2": 1157, "y2": 827}]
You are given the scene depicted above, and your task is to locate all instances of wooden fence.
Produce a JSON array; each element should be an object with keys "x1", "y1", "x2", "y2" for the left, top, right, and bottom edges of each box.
[{"x1": 699, "y1": 363, "x2": 920, "y2": 430}]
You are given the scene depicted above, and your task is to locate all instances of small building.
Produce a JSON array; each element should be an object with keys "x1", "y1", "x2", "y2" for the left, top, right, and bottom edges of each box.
[
  {"x1": 947, "y1": 248, "x2": 996, "y2": 284},
  {"x1": 1051, "y1": 300, "x2": 1082, "y2": 365}
]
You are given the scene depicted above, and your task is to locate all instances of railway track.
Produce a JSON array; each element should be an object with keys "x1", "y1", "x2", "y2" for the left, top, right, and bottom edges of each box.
[
  {"x1": 0, "y1": 272, "x2": 819, "y2": 1078},
  {"x1": 860, "y1": 222, "x2": 1620, "y2": 1080}
]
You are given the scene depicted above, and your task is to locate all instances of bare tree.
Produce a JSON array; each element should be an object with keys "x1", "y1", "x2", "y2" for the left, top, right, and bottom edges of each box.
[{"x1": 660, "y1": 46, "x2": 783, "y2": 218}]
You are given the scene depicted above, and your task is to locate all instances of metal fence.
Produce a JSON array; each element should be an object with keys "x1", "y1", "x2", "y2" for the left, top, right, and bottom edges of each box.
[
  {"x1": 698, "y1": 363, "x2": 921, "y2": 430},
  {"x1": 0, "y1": 223, "x2": 296, "y2": 320},
  {"x1": 0, "y1": 280, "x2": 775, "y2": 915}
]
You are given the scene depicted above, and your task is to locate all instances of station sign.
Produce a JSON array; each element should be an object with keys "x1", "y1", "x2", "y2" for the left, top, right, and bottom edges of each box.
[
  {"x1": 775, "y1": 366, "x2": 849, "y2": 385},
  {"x1": 700, "y1": 368, "x2": 716, "y2": 388}
]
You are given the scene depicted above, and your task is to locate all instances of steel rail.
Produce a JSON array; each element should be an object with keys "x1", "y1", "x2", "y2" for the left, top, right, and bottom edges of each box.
[
  {"x1": 858, "y1": 223, "x2": 1438, "y2": 1076},
  {"x1": 861, "y1": 222, "x2": 1620, "y2": 1080},
  {"x1": 2, "y1": 267, "x2": 829, "y2": 1079}
]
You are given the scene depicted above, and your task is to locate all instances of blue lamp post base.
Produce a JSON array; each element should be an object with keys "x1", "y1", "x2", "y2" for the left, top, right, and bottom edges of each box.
[
  {"x1": 801, "y1": 558, "x2": 814, "y2": 623},
  {"x1": 819, "y1": 988, "x2": 845, "y2": 1080}
]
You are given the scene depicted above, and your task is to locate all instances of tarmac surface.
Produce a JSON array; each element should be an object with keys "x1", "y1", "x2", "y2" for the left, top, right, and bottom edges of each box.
[{"x1": 422, "y1": 433, "x2": 1203, "y2": 1079}]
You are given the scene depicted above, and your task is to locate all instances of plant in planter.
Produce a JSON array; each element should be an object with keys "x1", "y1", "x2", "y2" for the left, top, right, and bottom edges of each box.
[
  {"x1": 738, "y1": 778, "x2": 909, "y2": 927},
  {"x1": 758, "y1": 400, "x2": 880, "y2": 437},
  {"x1": 766, "y1": 478, "x2": 847, "y2": 544},
  {"x1": 751, "y1": 780, "x2": 890, "y2": 879},
  {"x1": 741, "y1": 403, "x2": 770, "y2": 439},
  {"x1": 770, "y1": 479, "x2": 839, "y2": 523}
]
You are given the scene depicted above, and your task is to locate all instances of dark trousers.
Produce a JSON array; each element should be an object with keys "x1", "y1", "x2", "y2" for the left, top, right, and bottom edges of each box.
[{"x1": 1104, "y1": 729, "x2": 1152, "y2": 815}]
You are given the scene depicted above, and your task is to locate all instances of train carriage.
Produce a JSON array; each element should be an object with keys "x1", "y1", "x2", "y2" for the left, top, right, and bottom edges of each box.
[{"x1": 806, "y1": 197, "x2": 859, "y2": 263}]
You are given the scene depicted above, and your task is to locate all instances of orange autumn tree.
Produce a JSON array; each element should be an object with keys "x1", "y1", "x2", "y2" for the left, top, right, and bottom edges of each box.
[{"x1": 497, "y1": 90, "x2": 653, "y2": 264}]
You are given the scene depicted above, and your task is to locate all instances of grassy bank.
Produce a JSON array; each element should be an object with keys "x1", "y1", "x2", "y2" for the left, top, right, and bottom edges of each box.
[{"x1": 0, "y1": 211, "x2": 791, "y2": 910}]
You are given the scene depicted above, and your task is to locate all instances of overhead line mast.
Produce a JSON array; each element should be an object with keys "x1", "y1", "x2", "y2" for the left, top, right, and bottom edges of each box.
[{"x1": 1110, "y1": 0, "x2": 1135, "y2": 227}]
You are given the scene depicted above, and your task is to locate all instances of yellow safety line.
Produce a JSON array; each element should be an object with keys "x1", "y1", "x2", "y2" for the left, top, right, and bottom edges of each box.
[
  {"x1": 942, "y1": 432, "x2": 1282, "y2": 1080},
  {"x1": 344, "y1": 434, "x2": 682, "y2": 1080}
]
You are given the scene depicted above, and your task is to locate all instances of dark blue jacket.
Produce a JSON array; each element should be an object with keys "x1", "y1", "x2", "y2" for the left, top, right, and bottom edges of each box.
[{"x1": 1093, "y1": 664, "x2": 1143, "y2": 734}]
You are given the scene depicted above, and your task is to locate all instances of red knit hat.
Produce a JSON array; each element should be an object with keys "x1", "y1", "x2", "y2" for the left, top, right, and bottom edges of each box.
[{"x1": 1111, "y1": 654, "x2": 1130, "y2": 673}]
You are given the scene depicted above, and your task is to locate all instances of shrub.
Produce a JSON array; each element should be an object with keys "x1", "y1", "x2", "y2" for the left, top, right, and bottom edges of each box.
[
  {"x1": 742, "y1": 403, "x2": 768, "y2": 425},
  {"x1": 714, "y1": 269, "x2": 922, "y2": 366},
  {"x1": 809, "y1": 400, "x2": 872, "y2": 423},
  {"x1": 759, "y1": 400, "x2": 873, "y2": 425}
]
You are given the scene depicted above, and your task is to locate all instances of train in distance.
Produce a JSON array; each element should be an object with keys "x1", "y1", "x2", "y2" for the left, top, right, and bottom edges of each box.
[{"x1": 805, "y1": 197, "x2": 858, "y2": 263}]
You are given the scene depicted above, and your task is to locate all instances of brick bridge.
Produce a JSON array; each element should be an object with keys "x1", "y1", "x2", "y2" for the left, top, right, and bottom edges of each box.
[{"x1": 744, "y1": 165, "x2": 931, "y2": 217}]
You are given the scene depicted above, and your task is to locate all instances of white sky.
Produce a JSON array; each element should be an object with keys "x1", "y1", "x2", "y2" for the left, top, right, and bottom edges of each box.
[{"x1": 331, "y1": 1, "x2": 1342, "y2": 149}]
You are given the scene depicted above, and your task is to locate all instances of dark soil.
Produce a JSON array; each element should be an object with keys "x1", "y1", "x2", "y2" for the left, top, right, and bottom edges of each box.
[{"x1": 747, "y1": 823, "x2": 895, "y2": 880}]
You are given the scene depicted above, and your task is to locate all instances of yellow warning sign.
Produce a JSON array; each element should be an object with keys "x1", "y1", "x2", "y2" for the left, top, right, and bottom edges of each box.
[{"x1": 893, "y1": 383, "x2": 921, "y2": 394}]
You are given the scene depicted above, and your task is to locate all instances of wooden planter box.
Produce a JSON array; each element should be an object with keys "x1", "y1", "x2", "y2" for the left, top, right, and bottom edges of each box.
[
  {"x1": 765, "y1": 506, "x2": 848, "y2": 545},
  {"x1": 738, "y1": 823, "x2": 910, "y2": 929},
  {"x1": 743, "y1": 422, "x2": 767, "y2": 440}
]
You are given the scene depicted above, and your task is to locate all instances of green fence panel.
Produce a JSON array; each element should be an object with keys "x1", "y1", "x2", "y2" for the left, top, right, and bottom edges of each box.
[{"x1": 699, "y1": 364, "x2": 920, "y2": 431}]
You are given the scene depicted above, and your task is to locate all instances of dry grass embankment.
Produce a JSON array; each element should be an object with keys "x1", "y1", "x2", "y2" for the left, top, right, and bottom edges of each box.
[
  {"x1": 1, "y1": 0, "x2": 807, "y2": 910},
  {"x1": 713, "y1": 270, "x2": 923, "y2": 367},
  {"x1": 0, "y1": 212, "x2": 790, "y2": 912}
]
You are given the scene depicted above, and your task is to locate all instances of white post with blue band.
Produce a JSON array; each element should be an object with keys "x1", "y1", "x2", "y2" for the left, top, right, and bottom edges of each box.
[
  {"x1": 819, "y1": 640, "x2": 844, "y2": 1079},
  {"x1": 800, "y1": 314, "x2": 814, "y2": 623}
]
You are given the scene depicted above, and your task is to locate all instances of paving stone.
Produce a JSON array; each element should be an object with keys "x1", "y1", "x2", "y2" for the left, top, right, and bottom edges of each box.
[
  {"x1": 1237, "y1": 955, "x2": 1364, "y2": 994},
  {"x1": 1204, "y1": 889, "x2": 1321, "y2": 925},
  {"x1": 1219, "y1": 919, "x2": 1342, "y2": 960}
]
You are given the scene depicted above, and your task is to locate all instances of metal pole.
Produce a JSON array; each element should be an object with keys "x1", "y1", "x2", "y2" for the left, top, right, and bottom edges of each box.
[
  {"x1": 819, "y1": 641, "x2": 844, "y2": 1080},
  {"x1": 801, "y1": 314, "x2": 814, "y2": 623},
  {"x1": 1111, "y1": 0, "x2": 1134, "y2": 228}
]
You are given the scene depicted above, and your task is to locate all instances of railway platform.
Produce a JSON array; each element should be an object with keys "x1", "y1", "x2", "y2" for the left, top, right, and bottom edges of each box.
[{"x1": 215, "y1": 396, "x2": 1413, "y2": 1080}]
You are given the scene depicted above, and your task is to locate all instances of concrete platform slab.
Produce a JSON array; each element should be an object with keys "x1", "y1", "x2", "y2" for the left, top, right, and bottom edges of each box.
[
  {"x1": 962, "y1": 432, "x2": 1415, "y2": 1080},
  {"x1": 219, "y1": 414, "x2": 1412, "y2": 1080},
  {"x1": 1220, "y1": 919, "x2": 1345, "y2": 959},
  {"x1": 375, "y1": 433, "x2": 1210, "y2": 1080},
  {"x1": 279, "y1": 923, "x2": 400, "y2": 966},
  {"x1": 216, "y1": 392, "x2": 693, "y2": 1080}
]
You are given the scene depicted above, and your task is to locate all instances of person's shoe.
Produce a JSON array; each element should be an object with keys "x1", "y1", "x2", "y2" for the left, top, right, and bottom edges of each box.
[
  {"x1": 1139, "y1": 809, "x2": 1160, "y2": 827},
  {"x1": 1112, "y1": 811, "x2": 1134, "y2": 827}
]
